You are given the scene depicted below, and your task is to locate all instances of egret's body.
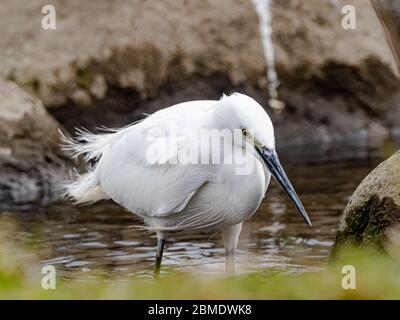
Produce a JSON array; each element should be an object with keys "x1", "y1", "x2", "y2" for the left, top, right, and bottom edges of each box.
[{"x1": 62, "y1": 93, "x2": 311, "y2": 275}]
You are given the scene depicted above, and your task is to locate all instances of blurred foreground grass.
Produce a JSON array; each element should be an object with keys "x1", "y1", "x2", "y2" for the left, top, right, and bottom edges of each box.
[{"x1": 0, "y1": 230, "x2": 399, "y2": 299}]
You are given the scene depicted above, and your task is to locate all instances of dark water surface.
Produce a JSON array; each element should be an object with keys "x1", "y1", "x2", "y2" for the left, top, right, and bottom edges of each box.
[{"x1": 0, "y1": 139, "x2": 398, "y2": 280}]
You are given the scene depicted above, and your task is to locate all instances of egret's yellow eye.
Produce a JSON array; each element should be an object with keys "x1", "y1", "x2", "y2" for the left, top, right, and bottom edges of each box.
[{"x1": 242, "y1": 128, "x2": 250, "y2": 138}]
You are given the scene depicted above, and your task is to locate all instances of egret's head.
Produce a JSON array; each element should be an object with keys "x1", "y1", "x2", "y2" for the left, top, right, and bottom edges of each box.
[
  {"x1": 219, "y1": 93, "x2": 275, "y2": 151},
  {"x1": 218, "y1": 93, "x2": 312, "y2": 227}
]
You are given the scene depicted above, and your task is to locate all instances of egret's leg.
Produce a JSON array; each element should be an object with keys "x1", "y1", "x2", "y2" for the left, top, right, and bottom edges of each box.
[
  {"x1": 154, "y1": 231, "x2": 166, "y2": 278},
  {"x1": 221, "y1": 223, "x2": 242, "y2": 275}
]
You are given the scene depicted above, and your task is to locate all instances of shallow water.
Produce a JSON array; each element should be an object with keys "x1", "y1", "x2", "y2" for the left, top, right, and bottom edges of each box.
[{"x1": 0, "y1": 140, "x2": 398, "y2": 280}]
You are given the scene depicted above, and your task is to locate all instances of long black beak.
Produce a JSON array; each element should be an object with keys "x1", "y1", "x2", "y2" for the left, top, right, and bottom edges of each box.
[{"x1": 257, "y1": 147, "x2": 312, "y2": 227}]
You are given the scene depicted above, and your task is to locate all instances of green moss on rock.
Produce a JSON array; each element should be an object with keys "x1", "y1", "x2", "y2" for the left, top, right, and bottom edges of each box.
[
  {"x1": 332, "y1": 195, "x2": 400, "y2": 256},
  {"x1": 76, "y1": 66, "x2": 94, "y2": 90}
]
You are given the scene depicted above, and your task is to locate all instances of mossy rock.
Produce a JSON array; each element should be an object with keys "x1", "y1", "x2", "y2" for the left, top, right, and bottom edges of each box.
[{"x1": 331, "y1": 151, "x2": 400, "y2": 258}]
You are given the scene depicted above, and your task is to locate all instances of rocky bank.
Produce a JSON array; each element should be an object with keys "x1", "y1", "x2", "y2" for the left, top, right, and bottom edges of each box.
[
  {"x1": 1, "y1": 0, "x2": 400, "y2": 206},
  {"x1": 2, "y1": 0, "x2": 399, "y2": 141}
]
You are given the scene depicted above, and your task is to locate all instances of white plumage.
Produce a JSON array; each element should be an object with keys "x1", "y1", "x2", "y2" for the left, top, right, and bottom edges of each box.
[{"x1": 61, "y1": 92, "x2": 311, "y2": 275}]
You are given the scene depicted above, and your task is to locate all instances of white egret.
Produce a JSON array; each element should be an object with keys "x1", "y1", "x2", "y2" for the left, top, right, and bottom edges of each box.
[{"x1": 61, "y1": 93, "x2": 311, "y2": 276}]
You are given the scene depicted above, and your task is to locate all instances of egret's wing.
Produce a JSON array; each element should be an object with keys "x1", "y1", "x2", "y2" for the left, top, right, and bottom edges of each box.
[{"x1": 96, "y1": 114, "x2": 215, "y2": 218}]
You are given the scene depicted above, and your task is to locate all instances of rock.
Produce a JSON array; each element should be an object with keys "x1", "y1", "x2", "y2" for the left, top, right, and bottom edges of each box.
[
  {"x1": 331, "y1": 151, "x2": 400, "y2": 256},
  {"x1": 1, "y1": 0, "x2": 399, "y2": 146},
  {"x1": 380, "y1": 0, "x2": 400, "y2": 34},
  {"x1": 0, "y1": 79, "x2": 69, "y2": 209}
]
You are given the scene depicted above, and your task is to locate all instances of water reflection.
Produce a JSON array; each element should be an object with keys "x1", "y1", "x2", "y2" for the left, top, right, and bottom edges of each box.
[
  {"x1": 0, "y1": 165, "x2": 378, "y2": 279},
  {"x1": 0, "y1": 140, "x2": 398, "y2": 279}
]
